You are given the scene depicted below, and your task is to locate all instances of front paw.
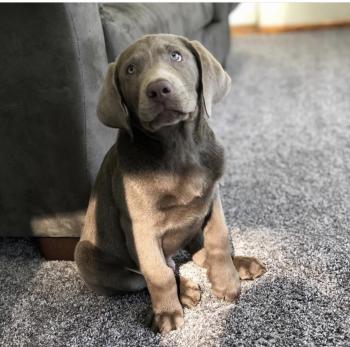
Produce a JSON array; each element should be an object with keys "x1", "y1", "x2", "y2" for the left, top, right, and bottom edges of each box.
[
  {"x1": 233, "y1": 256, "x2": 266, "y2": 280},
  {"x1": 208, "y1": 263, "x2": 241, "y2": 302},
  {"x1": 151, "y1": 309, "x2": 184, "y2": 334},
  {"x1": 178, "y1": 276, "x2": 201, "y2": 308}
]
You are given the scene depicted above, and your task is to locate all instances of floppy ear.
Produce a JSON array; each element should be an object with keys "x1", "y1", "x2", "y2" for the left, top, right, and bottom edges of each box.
[
  {"x1": 188, "y1": 40, "x2": 231, "y2": 116},
  {"x1": 97, "y1": 61, "x2": 131, "y2": 132}
]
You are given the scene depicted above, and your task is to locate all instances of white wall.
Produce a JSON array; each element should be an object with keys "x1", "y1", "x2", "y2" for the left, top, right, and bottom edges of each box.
[
  {"x1": 229, "y1": 3, "x2": 350, "y2": 27},
  {"x1": 229, "y1": 3, "x2": 258, "y2": 26}
]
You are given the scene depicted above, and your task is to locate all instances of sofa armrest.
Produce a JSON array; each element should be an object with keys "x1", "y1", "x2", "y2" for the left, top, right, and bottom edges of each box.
[{"x1": 66, "y1": 4, "x2": 117, "y2": 180}]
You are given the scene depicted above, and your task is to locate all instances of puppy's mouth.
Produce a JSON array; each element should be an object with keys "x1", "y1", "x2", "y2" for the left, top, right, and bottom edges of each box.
[
  {"x1": 150, "y1": 110, "x2": 189, "y2": 130},
  {"x1": 146, "y1": 108, "x2": 190, "y2": 131}
]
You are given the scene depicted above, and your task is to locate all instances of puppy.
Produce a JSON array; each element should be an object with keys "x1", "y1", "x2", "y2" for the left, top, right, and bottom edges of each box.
[{"x1": 75, "y1": 34, "x2": 266, "y2": 334}]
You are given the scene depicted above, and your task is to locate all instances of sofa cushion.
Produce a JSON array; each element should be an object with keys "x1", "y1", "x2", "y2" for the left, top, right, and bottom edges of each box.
[
  {"x1": 213, "y1": 3, "x2": 238, "y2": 22},
  {"x1": 100, "y1": 3, "x2": 214, "y2": 61}
]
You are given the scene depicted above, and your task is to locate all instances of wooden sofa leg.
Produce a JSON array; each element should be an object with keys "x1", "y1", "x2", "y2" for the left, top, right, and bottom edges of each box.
[{"x1": 37, "y1": 237, "x2": 79, "y2": 260}]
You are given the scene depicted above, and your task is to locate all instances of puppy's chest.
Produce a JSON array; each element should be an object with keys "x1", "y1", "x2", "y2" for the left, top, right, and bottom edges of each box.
[
  {"x1": 155, "y1": 168, "x2": 210, "y2": 209},
  {"x1": 121, "y1": 139, "x2": 224, "y2": 234},
  {"x1": 123, "y1": 164, "x2": 217, "y2": 228},
  {"x1": 126, "y1": 166, "x2": 211, "y2": 207}
]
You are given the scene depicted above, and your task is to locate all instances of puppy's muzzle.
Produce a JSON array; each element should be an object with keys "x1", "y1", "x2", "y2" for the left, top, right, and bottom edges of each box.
[{"x1": 142, "y1": 78, "x2": 189, "y2": 131}]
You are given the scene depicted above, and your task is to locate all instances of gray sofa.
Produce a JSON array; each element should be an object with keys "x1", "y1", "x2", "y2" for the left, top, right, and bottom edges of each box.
[{"x1": 0, "y1": 3, "x2": 235, "y2": 238}]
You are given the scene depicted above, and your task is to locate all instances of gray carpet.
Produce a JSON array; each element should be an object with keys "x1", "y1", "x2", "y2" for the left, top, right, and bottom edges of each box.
[{"x1": 1, "y1": 29, "x2": 350, "y2": 346}]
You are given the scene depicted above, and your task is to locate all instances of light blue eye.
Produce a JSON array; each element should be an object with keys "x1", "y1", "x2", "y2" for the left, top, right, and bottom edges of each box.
[
  {"x1": 170, "y1": 51, "x2": 182, "y2": 62},
  {"x1": 127, "y1": 64, "x2": 136, "y2": 74}
]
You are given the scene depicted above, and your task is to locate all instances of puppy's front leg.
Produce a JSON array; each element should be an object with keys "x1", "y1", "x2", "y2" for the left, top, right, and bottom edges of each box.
[
  {"x1": 203, "y1": 191, "x2": 241, "y2": 301},
  {"x1": 133, "y1": 232, "x2": 183, "y2": 334}
]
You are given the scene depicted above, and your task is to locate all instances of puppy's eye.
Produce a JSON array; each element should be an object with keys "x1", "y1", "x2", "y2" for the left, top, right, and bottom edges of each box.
[
  {"x1": 170, "y1": 51, "x2": 182, "y2": 62},
  {"x1": 126, "y1": 64, "x2": 136, "y2": 74}
]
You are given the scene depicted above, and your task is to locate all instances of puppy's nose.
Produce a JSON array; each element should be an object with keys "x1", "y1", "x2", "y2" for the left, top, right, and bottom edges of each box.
[{"x1": 146, "y1": 80, "x2": 172, "y2": 101}]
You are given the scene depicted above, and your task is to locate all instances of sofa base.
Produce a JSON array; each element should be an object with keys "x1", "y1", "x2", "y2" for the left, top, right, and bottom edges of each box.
[{"x1": 37, "y1": 237, "x2": 79, "y2": 260}]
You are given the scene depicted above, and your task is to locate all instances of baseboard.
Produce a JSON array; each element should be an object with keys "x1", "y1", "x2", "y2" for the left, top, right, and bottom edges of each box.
[{"x1": 230, "y1": 20, "x2": 350, "y2": 36}]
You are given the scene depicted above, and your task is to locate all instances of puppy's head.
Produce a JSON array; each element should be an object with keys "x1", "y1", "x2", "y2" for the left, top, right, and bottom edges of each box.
[{"x1": 97, "y1": 34, "x2": 231, "y2": 134}]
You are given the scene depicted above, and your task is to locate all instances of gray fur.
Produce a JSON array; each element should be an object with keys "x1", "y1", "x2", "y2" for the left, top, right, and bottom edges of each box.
[{"x1": 75, "y1": 34, "x2": 265, "y2": 334}]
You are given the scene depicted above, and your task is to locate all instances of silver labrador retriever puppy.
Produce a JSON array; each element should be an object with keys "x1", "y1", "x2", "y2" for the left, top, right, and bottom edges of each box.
[{"x1": 75, "y1": 34, "x2": 266, "y2": 334}]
